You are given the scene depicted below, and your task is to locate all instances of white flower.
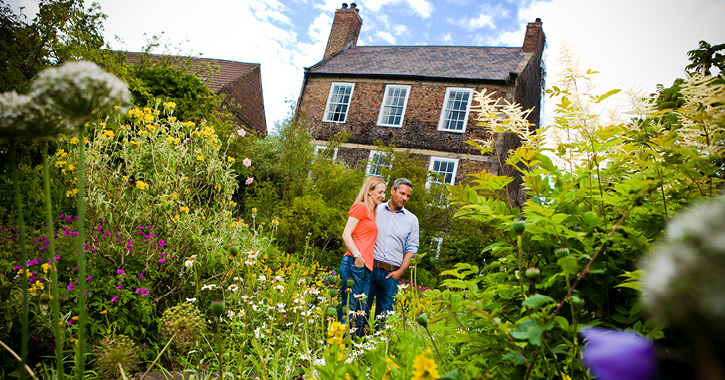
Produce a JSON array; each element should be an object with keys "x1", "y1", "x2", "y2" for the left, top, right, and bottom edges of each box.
[
  {"x1": 184, "y1": 254, "x2": 197, "y2": 268},
  {"x1": 274, "y1": 275, "x2": 284, "y2": 282},
  {"x1": 353, "y1": 293, "x2": 367, "y2": 299},
  {"x1": 201, "y1": 284, "x2": 216, "y2": 291},
  {"x1": 398, "y1": 283, "x2": 409, "y2": 290},
  {"x1": 228, "y1": 284, "x2": 239, "y2": 292},
  {"x1": 30, "y1": 61, "x2": 131, "y2": 125},
  {"x1": 258, "y1": 275, "x2": 266, "y2": 282},
  {"x1": 274, "y1": 285, "x2": 285, "y2": 292},
  {"x1": 237, "y1": 309, "x2": 246, "y2": 317},
  {"x1": 233, "y1": 276, "x2": 243, "y2": 281},
  {"x1": 245, "y1": 259, "x2": 256, "y2": 266},
  {"x1": 185, "y1": 297, "x2": 196, "y2": 303},
  {"x1": 247, "y1": 251, "x2": 259, "y2": 260}
]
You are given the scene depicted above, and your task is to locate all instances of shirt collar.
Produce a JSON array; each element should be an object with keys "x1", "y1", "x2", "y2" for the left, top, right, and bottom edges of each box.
[{"x1": 384, "y1": 202, "x2": 406, "y2": 214}]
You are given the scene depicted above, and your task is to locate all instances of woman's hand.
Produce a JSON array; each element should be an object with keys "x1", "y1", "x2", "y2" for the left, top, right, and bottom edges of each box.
[{"x1": 354, "y1": 255, "x2": 366, "y2": 268}]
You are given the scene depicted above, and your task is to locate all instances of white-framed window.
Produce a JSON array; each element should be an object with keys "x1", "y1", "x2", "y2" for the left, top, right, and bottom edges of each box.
[
  {"x1": 437, "y1": 87, "x2": 473, "y2": 133},
  {"x1": 314, "y1": 145, "x2": 338, "y2": 161},
  {"x1": 377, "y1": 84, "x2": 411, "y2": 127},
  {"x1": 427, "y1": 156, "x2": 459, "y2": 187},
  {"x1": 323, "y1": 82, "x2": 355, "y2": 123},
  {"x1": 366, "y1": 150, "x2": 392, "y2": 177}
]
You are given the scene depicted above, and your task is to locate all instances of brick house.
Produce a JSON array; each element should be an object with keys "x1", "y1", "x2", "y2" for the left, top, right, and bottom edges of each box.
[
  {"x1": 124, "y1": 52, "x2": 267, "y2": 136},
  {"x1": 296, "y1": 3, "x2": 545, "y2": 203}
]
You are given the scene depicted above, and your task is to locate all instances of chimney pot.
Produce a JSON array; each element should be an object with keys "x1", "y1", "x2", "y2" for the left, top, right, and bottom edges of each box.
[
  {"x1": 341, "y1": 3, "x2": 348, "y2": 9},
  {"x1": 350, "y1": 3, "x2": 357, "y2": 8}
]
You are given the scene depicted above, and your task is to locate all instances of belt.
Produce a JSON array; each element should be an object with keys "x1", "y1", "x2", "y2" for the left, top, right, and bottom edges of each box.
[{"x1": 373, "y1": 259, "x2": 400, "y2": 272}]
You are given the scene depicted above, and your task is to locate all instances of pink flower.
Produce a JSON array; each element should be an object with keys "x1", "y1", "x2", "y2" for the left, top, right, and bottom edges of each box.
[
  {"x1": 141, "y1": 289, "x2": 149, "y2": 296},
  {"x1": 117, "y1": 269, "x2": 125, "y2": 275},
  {"x1": 67, "y1": 283, "x2": 75, "y2": 291},
  {"x1": 135, "y1": 288, "x2": 142, "y2": 294},
  {"x1": 237, "y1": 128, "x2": 246, "y2": 137},
  {"x1": 111, "y1": 296, "x2": 118, "y2": 302},
  {"x1": 243, "y1": 158, "x2": 251, "y2": 167},
  {"x1": 159, "y1": 239, "x2": 165, "y2": 246},
  {"x1": 245, "y1": 177, "x2": 254, "y2": 185},
  {"x1": 86, "y1": 275, "x2": 92, "y2": 281},
  {"x1": 159, "y1": 259, "x2": 166, "y2": 263},
  {"x1": 139, "y1": 273, "x2": 143, "y2": 279},
  {"x1": 116, "y1": 284, "x2": 123, "y2": 290}
]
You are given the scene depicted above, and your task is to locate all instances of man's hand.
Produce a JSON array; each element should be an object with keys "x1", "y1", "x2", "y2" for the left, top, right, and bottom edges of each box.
[{"x1": 386, "y1": 268, "x2": 403, "y2": 280}]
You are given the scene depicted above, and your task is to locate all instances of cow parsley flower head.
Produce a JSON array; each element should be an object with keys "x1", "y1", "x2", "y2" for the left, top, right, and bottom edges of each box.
[
  {"x1": 30, "y1": 61, "x2": 131, "y2": 126},
  {"x1": 641, "y1": 195, "x2": 725, "y2": 343}
]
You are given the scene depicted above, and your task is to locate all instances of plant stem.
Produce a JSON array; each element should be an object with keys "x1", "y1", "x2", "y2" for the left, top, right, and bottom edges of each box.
[
  {"x1": 516, "y1": 235, "x2": 526, "y2": 298},
  {"x1": 75, "y1": 125, "x2": 88, "y2": 380},
  {"x1": 42, "y1": 142, "x2": 64, "y2": 379},
  {"x1": 0, "y1": 339, "x2": 38, "y2": 380},
  {"x1": 423, "y1": 327, "x2": 445, "y2": 371},
  {"x1": 140, "y1": 332, "x2": 177, "y2": 380},
  {"x1": 10, "y1": 141, "x2": 30, "y2": 380}
]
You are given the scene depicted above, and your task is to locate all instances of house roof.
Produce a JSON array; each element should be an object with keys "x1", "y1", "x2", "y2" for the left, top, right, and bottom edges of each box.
[
  {"x1": 123, "y1": 52, "x2": 259, "y2": 93},
  {"x1": 306, "y1": 46, "x2": 526, "y2": 82}
]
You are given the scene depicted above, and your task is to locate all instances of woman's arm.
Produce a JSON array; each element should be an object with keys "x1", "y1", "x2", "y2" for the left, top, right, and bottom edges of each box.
[{"x1": 342, "y1": 216, "x2": 366, "y2": 268}]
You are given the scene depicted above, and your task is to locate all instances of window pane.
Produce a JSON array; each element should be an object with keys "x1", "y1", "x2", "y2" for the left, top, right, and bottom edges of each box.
[
  {"x1": 325, "y1": 84, "x2": 354, "y2": 122},
  {"x1": 440, "y1": 89, "x2": 471, "y2": 131},
  {"x1": 379, "y1": 86, "x2": 409, "y2": 126}
]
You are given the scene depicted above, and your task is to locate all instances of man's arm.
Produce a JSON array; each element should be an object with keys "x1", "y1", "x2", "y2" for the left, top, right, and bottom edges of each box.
[{"x1": 387, "y1": 251, "x2": 414, "y2": 280}]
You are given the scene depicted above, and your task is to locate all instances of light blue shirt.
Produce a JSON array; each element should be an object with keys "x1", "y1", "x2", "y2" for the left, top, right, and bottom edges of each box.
[{"x1": 374, "y1": 202, "x2": 419, "y2": 267}]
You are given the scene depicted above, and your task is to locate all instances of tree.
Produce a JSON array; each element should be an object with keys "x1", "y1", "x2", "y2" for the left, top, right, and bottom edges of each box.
[
  {"x1": 686, "y1": 40, "x2": 725, "y2": 77},
  {"x1": 0, "y1": 0, "x2": 106, "y2": 93}
]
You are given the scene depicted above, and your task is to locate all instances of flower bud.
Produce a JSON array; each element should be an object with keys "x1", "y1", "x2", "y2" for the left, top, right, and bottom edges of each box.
[
  {"x1": 329, "y1": 288, "x2": 339, "y2": 297},
  {"x1": 512, "y1": 220, "x2": 526, "y2": 235},
  {"x1": 346, "y1": 278, "x2": 354, "y2": 288},
  {"x1": 555, "y1": 247, "x2": 570, "y2": 258},
  {"x1": 210, "y1": 300, "x2": 226, "y2": 316},
  {"x1": 327, "y1": 275, "x2": 338, "y2": 285},
  {"x1": 326, "y1": 307, "x2": 337, "y2": 317},
  {"x1": 415, "y1": 313, "x2": 429, "y2": 328},
  {"x1": 525, "y1": 267, "x2": 540, "y2": 281},
  {"x1": 228, "y1": 246, "x2": 240, "y2": 255}
]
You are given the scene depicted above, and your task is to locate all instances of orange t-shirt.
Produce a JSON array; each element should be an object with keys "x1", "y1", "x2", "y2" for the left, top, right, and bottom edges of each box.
[{"x1": 346, "y1": 202, "x2": 377, "y2": 271}]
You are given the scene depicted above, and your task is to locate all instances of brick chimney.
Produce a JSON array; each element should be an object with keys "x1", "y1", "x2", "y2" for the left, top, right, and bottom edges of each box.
[
  {"x1": 522, "y1": 18, "x2": 545, "y2": 53},
  {"x1": 323, "y1": 3, "x2": 363, "y2": 61}
]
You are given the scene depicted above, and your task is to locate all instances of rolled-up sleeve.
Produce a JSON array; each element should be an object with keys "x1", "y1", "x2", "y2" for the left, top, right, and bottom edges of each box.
[{"x1": 405, "y1": 218, "x2": 419, "y2": 255}]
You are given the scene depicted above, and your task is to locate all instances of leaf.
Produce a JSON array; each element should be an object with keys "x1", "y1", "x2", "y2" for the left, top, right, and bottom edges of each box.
[
  {"x1": 597, "y1": 89, "x2": 622, "y2": 102},
  {"x1": 522, "y1": 294, "x2": 555, "y2": 309},
  {"x1": 558, "y1": 256, "x2": 579, "y2": 275},
  {"x1": 554, "y1": 316, "x2": 569, "y2": 331},
  {"x1": 440, "y1": 369, "x2": 465, "y2": 380},
  {"x1": 510, "y1": 319, "x2": 551, "y2": 346}
]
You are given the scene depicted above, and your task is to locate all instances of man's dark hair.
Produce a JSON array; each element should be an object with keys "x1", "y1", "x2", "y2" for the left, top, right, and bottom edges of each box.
[{"x1": 392, "y1": 178, "x2": 413, "y2": 190}]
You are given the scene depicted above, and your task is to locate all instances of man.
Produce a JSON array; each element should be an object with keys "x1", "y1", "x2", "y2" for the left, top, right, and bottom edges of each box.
[{"x1": 367, "y1": 177, "x2": 419, "y2": 330}]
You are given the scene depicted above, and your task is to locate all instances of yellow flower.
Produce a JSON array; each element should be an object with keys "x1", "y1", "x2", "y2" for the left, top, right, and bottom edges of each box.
[
  {"x1": 41, "y1": 262, "x2": 50, "y2": 274},
  {"x1": 412, "y1": 349, "x2": 440, "y2": 380},
  {"x1": 70, "y1": 137, "x2": 79, "y2": 144},
  {"x1": 172, "y1": 214, "x2": 180, "y2": 223},
  {"x1": 145, "y1": 124, "x2": 155, "y2": 131},
  {"x1": 229, "y1": 201, "x2": 237, "y2": 207},
  {"x1": 163, "y1": 101, "x2": 176, "y2": 109},
  {"x1": 139, "y1": 130, "x2": 148, "y2": 136},
  {"x1": 179, "y1": 206, "x2": 190, "y2": 213},
  {"x1": 136, "y1": 181, "x2": 149, "y2": 190},
  {"x1": 101, "y1": 129, "x2": 114, "y2": 139},
  {"x1": 185, "y1": 189, "x2": 191, "y2": 195},
  {"x1": 70, "y1": 338, "x2": 78, "y2": 345},
  {"x1": 227, "y1": 156, "x2": 236, "y2": 163},
  {"x1": 66, "y1": 188, "x2": 79, "y2": 197},
  {"x1": 196, "y1": 155, "x2": 204, "y2": 161},
  {"x1": 215, "y1": 185, "x2": 221, "y2": 191},
  {"x1": 55, "y1": 161, "x2": 66, "y2": 168},
  {"x1": 129, "y1": 140, "x2": 141, "y2": 147},
  {"x1": 72, "y1": 316, "x2": 79, "y2": 321},
  {"x1": 122, "y1": 176, "x2": 128, "y2": 181},
  {"x1": 56, "y1": 149, "x2": 68, "y2": 159},
  {"x1": 166, "y1": 136, "x2": 175, "y2": 144},
  {"x1": 171, "y1": 193, "x2": 178, "y2": 200},
  {"x1": 100, "y1": 309, "x2": 108, "y2": 315}
]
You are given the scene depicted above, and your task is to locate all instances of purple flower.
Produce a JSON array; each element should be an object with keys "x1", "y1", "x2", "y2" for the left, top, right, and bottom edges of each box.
[
  {"x1": 111, "y1": 296, "x2": 118, "y2": 302},
  {"x1": 141, "y1": 289, "x2": 149, "y2": 296},
  {"x1": 159, "y1": 239, "x2": 165, "y2": 246},
  {"x1": 117, "y1": 269, "x2": 125, "y2": 275},
  {"x1": 158, "y1": 259, "x2": 166, "y2": 263},
  {"x1": 135, "y1": 288, "x2": 142, "y2": 294},
  {"x1": 139, "y1": 273, "x2": 143, "y2": 279},
  {"x1": 86, "y1": 275, "x2": 92, "y2": 281},
  {"x1": 116, "y1": 284, "x2": 123, "y2": 290},
  {"x1": 67, "y1": 284, "x2": 75, "y2": 291},
  {"x1": 581, "y1": 328, "x2": 656, "y2": 380}
]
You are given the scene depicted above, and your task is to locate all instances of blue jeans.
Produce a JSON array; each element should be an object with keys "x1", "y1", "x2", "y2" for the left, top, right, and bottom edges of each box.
[
  {"x1": 367, "y1": 265, "x2": 399, "y2": 332},
  {"x1": 337, "y1": 255, "x2": 370, "y2": 337}
]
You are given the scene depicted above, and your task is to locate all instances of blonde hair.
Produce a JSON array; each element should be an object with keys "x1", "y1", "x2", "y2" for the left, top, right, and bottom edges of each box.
[{"x1": 354, "y1": 176, "x2": 386, "y2": 214}]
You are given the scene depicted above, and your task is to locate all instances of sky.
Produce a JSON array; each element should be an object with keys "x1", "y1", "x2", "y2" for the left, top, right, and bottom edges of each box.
[{"x1": 7, "y1": 0, "x2": 725, "y2": 132}]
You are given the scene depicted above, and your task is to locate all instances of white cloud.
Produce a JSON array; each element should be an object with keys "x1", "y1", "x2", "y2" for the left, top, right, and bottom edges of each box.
[
  {"x1": 392, "y1": 24, "x2": 411, "y2": 37},
  {"x1": 441, "y1": 32, "x2": 453, "y2": 43},
  {"x1": 376, "y1": 31, "x2": 396, "y2": 44},
  {"x1": 308, "y1": 13, "x2": 333, "y2": 44},
  {"x1": 359, "y1": 0, "x2": 433, "y2": 18}
]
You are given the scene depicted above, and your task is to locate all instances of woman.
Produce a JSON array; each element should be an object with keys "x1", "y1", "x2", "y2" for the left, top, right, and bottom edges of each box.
[{"x1": 338, "y1": 176, "x2": 386, "y2": 337}]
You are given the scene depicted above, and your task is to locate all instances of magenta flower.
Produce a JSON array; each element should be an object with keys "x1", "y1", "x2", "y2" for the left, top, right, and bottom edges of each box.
[
  {"x1": 141, "y1": 289, "x2": 149, "y2": 296},
  {"x1": 67, "y1": 283, "x2": 75, "y2": 291},
  {"x1": 159, "y1": 259, "x2": 166, "y2": 263},
  {"x1": 86, "y1": 275, "x2": 92, "y2": 281},
  {"x1": 111, "y1": 296, "x2": 117, "y2": 302},
  {"x1": 116, "y1": 284, "x2": 123, "y2": 290},
  {"x1": 159, "y1": 239, "x2": 165, "y2": 246},
  {"x1": 581, "y1": 328, "x2": 656, "y2": 380},
  {"x1": 117, "y1": 269, "x2": 125, "y2": 275},
  {"x1": 139, "y1": 273, "x2": 143, "y2": 279},
  {"x1": 135, "y1": 288, "x2": 142, "y2": 294}
]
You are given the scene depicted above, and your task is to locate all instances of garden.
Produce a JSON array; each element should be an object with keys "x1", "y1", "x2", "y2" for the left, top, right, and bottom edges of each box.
[{"x1": 1, "y1": 2, "x2": 725, "y2": 380}]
